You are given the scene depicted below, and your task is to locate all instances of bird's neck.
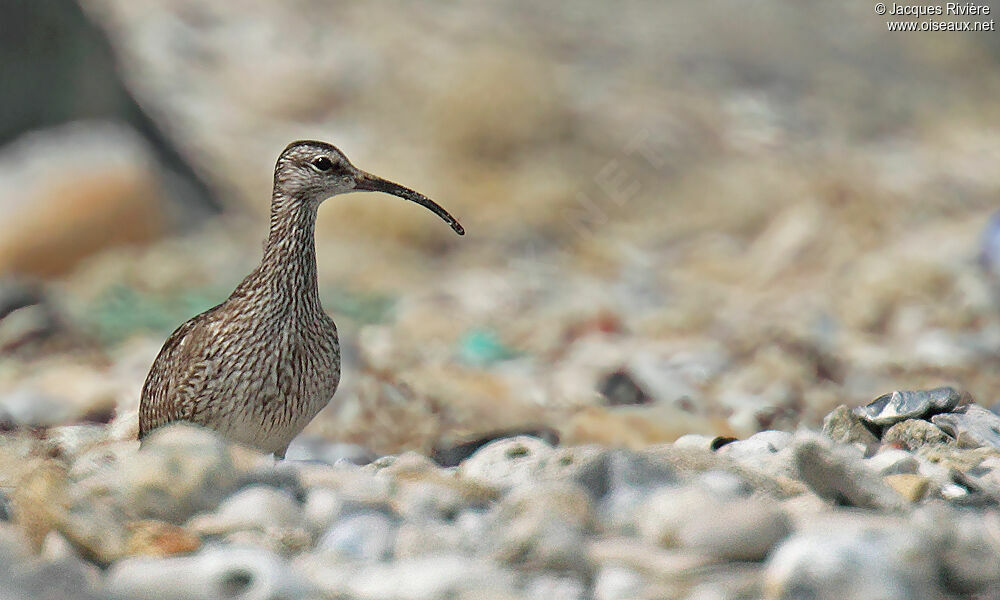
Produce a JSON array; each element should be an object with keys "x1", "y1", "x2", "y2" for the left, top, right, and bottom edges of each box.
[{"x1": 256, "y1": 192, "x2": 321, "y2": 308}]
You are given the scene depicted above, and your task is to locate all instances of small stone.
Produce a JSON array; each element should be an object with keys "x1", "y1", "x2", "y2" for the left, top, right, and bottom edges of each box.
[
  {"x1": 300, "y1": 554, "x2": 518, "y2": 600},
  {"x1": 317, "y1": 510, "x2": 397, "y2": 561},
  {"x1": 865, "y1": 449, "x2": 919, "y2": 475},
  {"x1": 104, "y1": 546, "x2": 311, "y2": 600},
  {"x1": 980, "y1": 210, "x2": 1000, "y2": 277},
  {"x1": 431, "y1": 428, "x2": 559, "y2": 467},
  {"x1": 11, "y1": 555, "x2": 102, "y2": 600},
  {"x1": 672, "y1": 434, "x2": 718, "y2": 450},
  {"x1": 932, "y1": 405, "x2": 1000, "y2": 450},
  {"x1": 587, "y1": 537, "x2": 713, "y2": 579},
  {"x1": 853, "y1": 387, "x2": 961, "y2": 428},
  {"x1": 188, "y1": 486, "x2": 303, "y2": 536},
  {"x1": 42, "y1": 425, "x2": 109, "y2": 460},
  {"x1": 59, "y1": 501, "x2": 132, "y2": 566},
  {"x1": 458, "y1": 435, "x2": 553, "y2": 492},
  {"x1": 764, "y1": 526, "x2": 940, "y2": 600},
  {"x1": 882, "y1": 474, "x2": 930, "y2": 502},
  {"x1": 592, "y1": 566, "x2": 645, "y2": 600},
  {"x1": 881, "y1": 419, "x2": 953, "y2": 450},
  {"x1": 524, "y1": 574, "x2": 587, "y2": 600},
  {"x1": 599, "y1": 450, "x2": 681, "y2": 528},
  {"x1": 822, "y1": 404, "x2": 879, "y2": 446},
  {"x1": 490, "y1": 481, "x2": 592, "y2": 573},
  {"x1": 235, "y1": 466, "x2": 305, "y2": 504},
  {"x1": 117, "y1": 424, "x2": 242, "y2": 524},
  {"x1": 539, "y1": 445, "x2": 609, "y2": 498},
  {"x1": 125, "y1": 520, "x2": 201, "y2": 557},
  {"x1": 792, "y1": 434, "x2": 907, "y2": 510},
  {"x1": 283, "y1": 436, "x2": 375, "y2": 465},
  {"x1": 598, "y1": 369, "x2": 652, "y2": 406},
  {"x1": 939, "y1": 511, "x2": 1000, "y2": 594},
  {"x1": 720, "y1": 430, "x2": 793, "y2": 457},
  {"x1": 456, "y1": 328, "x2": 518, "y2": 366},
  {"x1": 0, "y1": 390, "x2": 75, "y2": 428},
  {"x1": 11, "y1": 458, "x2": 68, "y2": 550},
  {"x1": 393, "y1": 519, "x2": 471, "y2": 559},
  {"x1": 677, "y1": 496, "x2": 791, "y2": 561},
  {"x1": 717, "y1": 431, "x2": 796, "y2": 479},
  {"x1": 303, "y1": 488, "x2": 343, "y2": 534}
]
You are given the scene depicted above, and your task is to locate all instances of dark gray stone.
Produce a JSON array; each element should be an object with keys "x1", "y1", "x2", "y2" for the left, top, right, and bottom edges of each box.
[
  {"x1": 932, "y1": 405, "x2": 1000, "y2": 450},
  {"x1": 853, "y1": 387, "x2": 961, "y2": 428},
  {"x1": 598, "y1": 369, "x2": 652, "y2": 406}
]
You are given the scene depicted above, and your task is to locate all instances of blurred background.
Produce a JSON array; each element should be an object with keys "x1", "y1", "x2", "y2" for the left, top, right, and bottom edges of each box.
[{"x1": 1, "y1": 0, "x2": 998, "y2": 457}]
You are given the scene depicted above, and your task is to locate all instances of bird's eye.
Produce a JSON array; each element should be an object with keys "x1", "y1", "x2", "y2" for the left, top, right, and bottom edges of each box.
[{"x1": 311, "y1": 156, "x2": 334, "y2": 172}]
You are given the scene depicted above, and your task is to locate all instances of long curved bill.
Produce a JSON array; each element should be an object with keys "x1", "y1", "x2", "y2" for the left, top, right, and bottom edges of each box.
[{"x1": 355, "y1": 172, "x2": 465, "y2": 235}]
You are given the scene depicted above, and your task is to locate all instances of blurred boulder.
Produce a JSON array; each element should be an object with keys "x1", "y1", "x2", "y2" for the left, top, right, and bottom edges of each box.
[{"x1": 0, "y1": 123, "x2": 167, "y2": 278}]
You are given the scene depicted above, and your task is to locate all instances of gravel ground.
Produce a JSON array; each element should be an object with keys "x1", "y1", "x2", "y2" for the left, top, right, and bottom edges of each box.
[
  {"x1": 0, "y1": 387, "x2": 999, "y2": 599},
  {"x1": 1, "y1": 2, "x2": 1000, "y2": 598}
]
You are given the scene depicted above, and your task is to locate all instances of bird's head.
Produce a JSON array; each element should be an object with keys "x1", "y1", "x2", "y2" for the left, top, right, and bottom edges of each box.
[{"x1": 273, "y1": 140, "x2": 464, "y2": 235}]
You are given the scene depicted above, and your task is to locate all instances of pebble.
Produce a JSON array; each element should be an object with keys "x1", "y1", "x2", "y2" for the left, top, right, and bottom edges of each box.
[
  {"x1": 316, "y1": 510, "x2": 397, "y2": 561},
  {"x1": 188, "y1": 486, "x2": 303, "y2": 536},
  {"x1": 853, "y1": 387, "x2": 961, "y2": 428},
  {"x1": 524, "y1": 574, "x2": 587, "y2": 600},
  {"x1": 881, "y1": 418, "x2": 953, "y2": 450},
  {"x1": 489, "y1": 481, "x2": 592, "y2": 573},
  {"x1": 0, "y1": 391, "x2": 75, "y2": 429},
  {"x1": 4, "y1": 398, "x2": 1000, "y2": 596},
  {"x1": 882, "y1": 474, "x2": 930, "y2": 502},
  {"x1": 865, "y1": 448, "x2": 919, "y2": 475},
  {"x1": 393, "y1": 519, "x2": 468, "y2": 559},
  {"x1": 42, "y1": 425, "x2": 109, "y2": 460},
  {"x1": 114, "y1": 424, "x2": 242, "y2": 524},
  {"x1": 302, "y1": 488, "x2": 343, "y2": 533},
  {"x1": 676, "y1": 496, "x2": 791, "y2": 561},
  {"x1": 458, "y1": 435, "x2": 554, "y2": 492},
  {"x1": 598, "y1": 449, "x2": 679, "y2": 523},
  {"x1": 938, "y1": 510, "x2": 1000, "y2": 594},
  {"x1": 717, "y1": 430, "x2": 796, "y2": 479},
  {"x1": 792, "y1": 434, "x2": 907, "y2": 510},
  {"x1": 11, "y1": 555, "x2": 102, "y2": 600},
  {"x1": 538, "y1": 445, "x2": 609, "y2": 498},
  {"x1": 300, "y1": 554, "x2": 518, "y2": 600},
  {"x1": 718, "y1": 430, "x2": 793, "y2": 457},
  {"x1": 672, "y1": 433, "x2": 719, "y2": 450},
  {"x1": 764, "y1": 526, "x2": 940, "y2": 600},
  {"x1": 821, "y1": 404, "x2": 878, "y2": 447},
  {"x1": 931, "y1": 404, "x2": 1000, "y2": 450},
  {"x1": 105, "y1": 546, "x2": 312, "y2": 600},
  {"x1": 125, "y1": 520, "x2": 201, "y2": 558},
  {"x1": 592, "y1": 566, "x2": 645, "y2": 600},
  {"x1": 283, "y1": 437, "x2": 375, "y2": 465}
]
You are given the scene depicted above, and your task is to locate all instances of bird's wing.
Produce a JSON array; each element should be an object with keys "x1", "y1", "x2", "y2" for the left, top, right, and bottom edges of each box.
[{"x1": 138, "y1": 303, "x2": 225, "y2": 438}]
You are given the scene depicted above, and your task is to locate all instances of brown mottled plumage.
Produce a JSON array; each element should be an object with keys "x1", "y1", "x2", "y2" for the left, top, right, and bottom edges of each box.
[{"x1": 139, "y1": 140, "x2": 464, "y2": 457}]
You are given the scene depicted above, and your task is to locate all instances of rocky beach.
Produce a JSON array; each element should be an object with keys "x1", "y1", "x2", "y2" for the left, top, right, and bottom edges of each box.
[
  {"x1": 0, "y1": 388, "x2": 1000, "y2": 598},
  {"x1": 2, "y1": 1, "x2": 1000, "y2": 599}
]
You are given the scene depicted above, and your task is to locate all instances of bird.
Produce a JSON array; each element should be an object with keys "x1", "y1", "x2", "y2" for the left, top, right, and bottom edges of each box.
[{"x1": 138, "y1": 140, "x2": 464, "y2": 457}]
